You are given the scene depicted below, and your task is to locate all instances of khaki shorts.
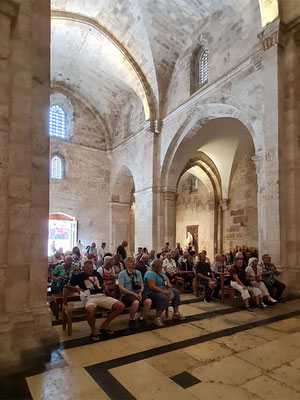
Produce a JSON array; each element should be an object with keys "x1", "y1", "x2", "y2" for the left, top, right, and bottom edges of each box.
[{"x1": 85, "y1": 293, "x2": 118, "y2": 310}]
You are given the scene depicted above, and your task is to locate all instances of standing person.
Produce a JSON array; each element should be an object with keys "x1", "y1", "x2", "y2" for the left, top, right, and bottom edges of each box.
[
  {"x1": 144, "y1": 259, "x2": 185, "y2": 327},
  {"x1": 67, "y1": 260, "x2": 125, "y2": 342},
  {"x1": 97, "y1": 242, "x2": 107, "y2": 266},
  {"x1": 261, "y1": 254, "x2": 286, "y2": 302},
  {"x1": 89, "y1": 242, "x2": 98, "y2": 258},
  {"x1": 118, "y1": 257, "x2": 152, "y2": 327},
  {"x1": 230, "y1": 258, "x2": 264, "y2": 311},
  {"x1": 77, "y1": 240, "x2": 84, "y2": 253},
  {"x1": 50, "y1": 255, "x2": 76, "y2": 294},
  {"x1": 50, "y1": 241, "x2": 56, "y2": 255},
  {"x1": 117, "y1": 240, "x2": 128, "y2": 262},
  {"x1": 196, "y1": 251, "x2": 219, "y2": 302}
]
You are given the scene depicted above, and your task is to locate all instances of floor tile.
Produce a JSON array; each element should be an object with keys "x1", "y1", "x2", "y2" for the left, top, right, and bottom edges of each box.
[
  {"x1": 61, "y1": 331, "x2": 170, "y2": 367},
  {"x1": 190, "y1": 355, "x2": 262, "y2": 385},
  {"x1": 214, "y1": 331, "x2": 268, "y2": 352},
  {"x1": 242, "y1": 375, "x2": 299, "y2": 400},
  {"x1": 183, "y1": 340, "x2": 233, "y2": 363},
  {"x1": 244, "y1": 325, "x2": 287, "y2": 341},
  {"x1": 109, "y1": 360, "x2": 199, "y2": 400},
  {"x1": 170, "y1": 371, "x2": 201, "y2": 389},
  {"x1": 236, "y1": 334, "x2": 300, "y2": 371},
  {"x1": 145, "y1": 349, "x2": 199, "y2": 376},
  {"x1": 155, "y1": 322, "x2": 206, "y2": 342},
  {"x1": 269, "y1": 364, "x2": 300, "y2": 392},
  {"x1": 175, "y1": 304, "x2": 205, "y2": 317},
  {"x1": 266, "y1": 317, "x2": 300, "y2": 333},
  {"x1": 187, "y1": 382, "x2": 261, "y2": 400},
  {"x1": 26, "y1": 366, "x2": 109, "y2": 400}
]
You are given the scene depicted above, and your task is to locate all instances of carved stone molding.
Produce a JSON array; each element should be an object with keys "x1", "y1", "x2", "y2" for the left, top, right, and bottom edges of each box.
[
  {"x1": 251, "y1": 53, "x2": 263, "y2": 71},
  {"x1": 0, "y1": 0, "x2": 19, "y2": 19},
  {"x1": 251, "y1": 151, "x2": 263, "y2": 175},
  {"x1": 259, "y1": 18, "x2": 279, "y2": 51}
]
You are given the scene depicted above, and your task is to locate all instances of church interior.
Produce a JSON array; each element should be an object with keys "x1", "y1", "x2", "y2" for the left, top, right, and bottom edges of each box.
[{"x1": 0, "y1": 0, "x2": 300, "y2": 399}]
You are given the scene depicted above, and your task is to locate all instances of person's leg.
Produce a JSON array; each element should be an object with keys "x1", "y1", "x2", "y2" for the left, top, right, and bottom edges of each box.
[
  {"x1": 140, "y1": 297, "x2": 152, "y2": 318},
  {"x1": 231, "y1": 281, "x2": 251, "y2": 310},
  {"x1": 129, "y1": 299, "x2": 140, "y2": 319},
  {"x1": 171, "y1": 288, "x2": 181, "y2": 313},
  {"x1": 149, "y1": 292, "x2": 168, "y2": 325},
  {"x1": 262, "y1": 279, "x2": 274, "y2": 298},
  {"x1": 101, "y1": 300, "x2": 125, "y2": 330},
  {"x1": 85, "y1": 305, "x2": 98, "y2": 337},
  {"x1": 250, "y1": 287, "x2": 264, "y2": 307},
  {"x1": 273, "y1": 280, "x2": 286, "y2": 301}
]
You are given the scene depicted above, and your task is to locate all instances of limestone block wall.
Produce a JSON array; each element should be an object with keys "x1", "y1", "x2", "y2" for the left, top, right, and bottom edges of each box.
[
  {"x1": 49, "y1": 90, "x2": 110, "y2": 249},
  {"x1": 223, "y1": 151, "x2": 258, "y2": 252},
  {"x1": 176, "y1": 173, "x2": 215, "y2": 259}
]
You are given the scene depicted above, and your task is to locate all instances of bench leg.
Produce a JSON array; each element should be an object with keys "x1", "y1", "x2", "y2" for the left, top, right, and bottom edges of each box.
[
  {"x1": 165, "y1": 306, "x2": 169, "y2": 319},
  {"x1": 67, "y1": 313, "x2": 72, "y2": 336},
  {"x1": 62, "y1": 312, "x2": 66, "y2": 330}
]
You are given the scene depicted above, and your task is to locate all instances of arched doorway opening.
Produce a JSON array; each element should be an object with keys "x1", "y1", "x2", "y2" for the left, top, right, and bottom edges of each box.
[
  {"x1": 110, "y1": 166, "x2": 135, "y2": 255},
  {"x1": 162, "y1": 115, "x2": 258, "y2": 260},
  {"x1": 48, "y1": 212, "x2": 77, "y2": 255}
]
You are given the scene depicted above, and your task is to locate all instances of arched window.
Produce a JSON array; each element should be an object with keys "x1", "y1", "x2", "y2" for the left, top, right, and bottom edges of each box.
[
  {"x1": 129, "y1": 110, "x2": 134, "y2": 134},
  {"x1": 51, "y1": 156, "x2": 63, "y2": 179},
  {"x1": 198, "y1": 49, "x2": 209, "y2": 85},
  {"x1": 189, "y1": 176, "x2": 198, "y2": 193},
  {"x1": 49, "y1": 105, "x2": 66, "y2": 138}
]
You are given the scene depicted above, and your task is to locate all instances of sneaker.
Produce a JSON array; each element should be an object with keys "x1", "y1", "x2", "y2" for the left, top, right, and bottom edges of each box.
[
  {"x1": 154, "y1": 318, "x2": 164, "y2": 327},
  {"x1": 245, "y1": 307, "x2": 253, "y2": 312},
  {"x1": 259, "y1": 303, "x2": 267, "y2": 309},
  {"x1": 211, "y1": 296, "x2": 220, "y2": 301},
  {"x1": 269, "y1": 298, "x2": 278, "y2": 303},
  {"x1": 173, "y1": 312, "x2": 186, "y2": 321}
]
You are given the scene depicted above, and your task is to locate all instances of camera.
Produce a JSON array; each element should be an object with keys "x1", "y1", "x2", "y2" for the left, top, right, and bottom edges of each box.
[{"x1": 132, "y1": 281, "x2": 141, "y2": 291}]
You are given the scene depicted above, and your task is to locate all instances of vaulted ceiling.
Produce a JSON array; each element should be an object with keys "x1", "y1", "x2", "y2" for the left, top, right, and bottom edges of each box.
[{"x1": 50, "y1": 0, "x2": 263, "y2": 139}]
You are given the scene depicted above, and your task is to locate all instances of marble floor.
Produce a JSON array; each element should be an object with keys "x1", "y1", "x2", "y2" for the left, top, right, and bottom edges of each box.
[{"x1": 2, "y1": 296, "x2": 300, "y2": 400}]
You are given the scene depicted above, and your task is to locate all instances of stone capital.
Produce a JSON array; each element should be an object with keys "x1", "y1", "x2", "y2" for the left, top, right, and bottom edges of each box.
[
  {"x1": 162, "y1": 187, "x2": 177, "y2": 202},
  {"x1": 0, "y1": 0, "x2": 19, "y2": 19},
  {"x1": 219, "y1": 199, "x2": 229, "y2": 211},
  {"x1": 251, "y1": 151, "x2": 264, "y2": 175},
  {"x1": 258, "y1": 18, "x2": 279, "y2": 51}
]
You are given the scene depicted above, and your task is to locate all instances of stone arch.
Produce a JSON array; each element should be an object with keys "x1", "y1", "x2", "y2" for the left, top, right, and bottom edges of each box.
[
  {"x1": 51, "y1": 11, "x2": 158, "y2": 125},
  {"x1": 110, "y1": 166, "x2": 136, "y2": 254},
  {"x1": 161, "y1": 103, "x2": 259, "y2": 193}
]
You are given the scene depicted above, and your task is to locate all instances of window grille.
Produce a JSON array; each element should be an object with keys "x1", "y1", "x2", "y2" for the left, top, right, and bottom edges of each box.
[
  {"x1": 49, "y1": 105, "x2": 66, "y2": 138},
  {"x1": 51, "y1": 156, "x2": 62, "y2": 179},
  {"x1": 198, "y1": 49, "x2": 209, "y2": 84}
]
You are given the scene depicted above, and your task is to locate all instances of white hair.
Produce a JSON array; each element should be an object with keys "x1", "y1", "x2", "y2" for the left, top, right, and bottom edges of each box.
[{"x1": 248, "y1": 257, "x2": 258, "y2": 268}]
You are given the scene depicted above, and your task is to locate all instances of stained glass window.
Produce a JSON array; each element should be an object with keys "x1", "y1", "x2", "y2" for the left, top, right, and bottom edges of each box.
[{"x1": 49, "y1": 105, "x2": 66, "y2": 138}]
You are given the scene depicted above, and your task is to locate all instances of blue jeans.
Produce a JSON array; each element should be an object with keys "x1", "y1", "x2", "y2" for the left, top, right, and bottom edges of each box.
[{"x1": 148, "y1": 288, "x2": 181, "y2": 311}]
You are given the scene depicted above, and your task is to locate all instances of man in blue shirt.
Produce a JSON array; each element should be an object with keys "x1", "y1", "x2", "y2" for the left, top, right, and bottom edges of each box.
[{"x1": 118, "y1": 257, "x2": 152, "y2": 327}]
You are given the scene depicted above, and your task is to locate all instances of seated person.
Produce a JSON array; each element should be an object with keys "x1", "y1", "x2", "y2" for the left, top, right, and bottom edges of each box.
[
  {"x1": 178, "y1": 251, "x2": 195, "y2": 287},
  {"x1": 245, "y1": 258, "x2": 277, "y2": 305},
  {"x1": 162, "y1": 251, "x2": 180, "y2": 282},
  {"x1": 196, "y1": 251, "x2": 220, "y2": 302},
  {"x1": 112, "y1": 254, "x2": 124, "y2": 277},
  {"x1": 212, "y1": 253, "x2": 229, "y2": 285},
  {"x1": 235, "y1": 251, "x2": 248, "y2": 270},
  {"x1": 230, "y1": 259, "x2": 265, "y2": 311},
  {"x1": 261, "y1": 254, "x2": 286, "y2": 302},
  {"x1": 144, "y1": 259, "x2": 185, "y2": 327},
  {"x1": 82, "y1": 252, "x2": 97, "y2": 270},
  {"x1": 50, "y1": 255, "x2": 75, "y2": 294},
  {"x1": 97, "y1": 256, "x2": 116, "y2": 291},
  {"x1": 135, "y1": 253, "x2": 150, "y2": 278},
  {"x1": 48, "y1": 250, "x2": 64, "y2": 280},
  {"x1": 67, "y1": 260, "x2": 125, "y2": 341},
  {"x1": 118, "y1": 257, "x2": 152, "y2": 327}
]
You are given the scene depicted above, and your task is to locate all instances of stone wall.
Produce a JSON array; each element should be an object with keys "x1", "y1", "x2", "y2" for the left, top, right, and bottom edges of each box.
[
  {"x1": 49, "y1": 89, "x2": 111, "y2": 249},
  {"x1": 176, "y1": 173, "x2": 215, "y2": 259},
  {"x1": 223, "y1": 151, "x2": 258, "y2": 252}
]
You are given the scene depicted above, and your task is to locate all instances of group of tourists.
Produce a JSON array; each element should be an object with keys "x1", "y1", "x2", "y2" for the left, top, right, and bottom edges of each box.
[{"x1": 48, "y1": 239, "x2": 286, "y2": 342}]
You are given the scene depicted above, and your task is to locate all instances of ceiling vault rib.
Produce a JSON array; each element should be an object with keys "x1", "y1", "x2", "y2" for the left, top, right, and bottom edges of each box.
[{"x1": 51, "y1": 10, "x2": 157, "y2": 127}]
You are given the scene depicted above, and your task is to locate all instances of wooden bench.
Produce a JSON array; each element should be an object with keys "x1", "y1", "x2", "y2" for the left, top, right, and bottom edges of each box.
[
  {"x1": 52, "y1": 291, "x2": 80, "y2": 320},
  {"x1": 62, "y1": 284, "x2": 170, "y2": 336},
  {"x1": 220, "y1": 273, "x2": 239, "y2": 303}
]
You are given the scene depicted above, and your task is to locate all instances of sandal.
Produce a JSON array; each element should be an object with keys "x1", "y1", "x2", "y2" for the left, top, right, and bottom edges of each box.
[
  {"x1": 90, "y1": 334, "x2": 100, "y2": 343},
  {"x1": 99, "y1": 328, "x2": 114, "y2": 335}
]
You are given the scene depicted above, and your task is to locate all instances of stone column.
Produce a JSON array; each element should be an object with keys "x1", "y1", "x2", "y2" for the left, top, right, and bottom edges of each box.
[
  {"x1": 219, "y1": 199, "x2": 229, "y2": 253},
  {"x1": 162, "y1": 188, "x2": 177, "y2": 248},
  {"x1": 278, "y1": 17, "x2": 300, "y2": 295},
  {"x1": 109, "y1": 201, "x2": 131, "y2": 253},
  {"x1": 257, "y1": 19, "x2": 281, "y2": 264},
  {"x1": 0, "y1": 0, "x2": 56, "y2": 371},
  {"x1": 134, "y1": 187, "x2": 156, "y2": 251}
]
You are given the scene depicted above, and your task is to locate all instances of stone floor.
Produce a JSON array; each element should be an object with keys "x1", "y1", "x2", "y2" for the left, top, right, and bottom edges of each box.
[{"x1": 2, "y1": 296, "x2": 300, "y2": 400}]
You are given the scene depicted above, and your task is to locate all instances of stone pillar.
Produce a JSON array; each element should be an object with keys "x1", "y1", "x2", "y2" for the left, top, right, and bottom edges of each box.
[
  {"x1": 257, "y1": 19, "x2": 281, "y2": 264},
  {"x1": 134, "y1": 187, "x2": 155, "y2": 251},
  {"x1": 278, "y1": 17, "x2": 300, "y2": 296},
  {"x1": 109, "y1": 201, "x2": 131, "y2": 253},
  {"x1": 219, "y1": 199, "x2": 229, "y2": 253},
  {"x1": 0, "y1": 0, "x2": 56, "y2": 371},
  {"x1": 162, "y1": 188, "x2": 177, "y2": 248}
]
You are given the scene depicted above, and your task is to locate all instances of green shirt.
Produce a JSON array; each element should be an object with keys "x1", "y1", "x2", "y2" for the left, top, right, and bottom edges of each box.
[{"x1": 51, "y1": 263, "x2": 75, "y2": 288}]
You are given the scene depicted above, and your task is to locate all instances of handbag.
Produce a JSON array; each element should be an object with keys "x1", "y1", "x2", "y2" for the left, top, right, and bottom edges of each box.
[{"x1": 164, "y1": 282, "x2": 174, "y2": 301}]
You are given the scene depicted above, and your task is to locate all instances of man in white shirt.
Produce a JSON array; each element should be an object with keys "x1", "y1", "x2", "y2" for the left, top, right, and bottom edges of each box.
[{"x1": 162, "y1": 252, "x2": 179, "y2": 281}]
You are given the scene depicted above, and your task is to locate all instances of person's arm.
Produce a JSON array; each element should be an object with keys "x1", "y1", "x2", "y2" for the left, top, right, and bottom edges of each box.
[
  {"x1": 118, "y1": 283, "x2": 139, "y2": 298},
  {"x1": 51, "y1": 265, "x2": 62, "y2": 281},
  {"x1": 147, "y1": 279, "x2": 170, "y2": 294},
  {"x1": 66, "y1": 283, "x2": 83, "y2": 293}
]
